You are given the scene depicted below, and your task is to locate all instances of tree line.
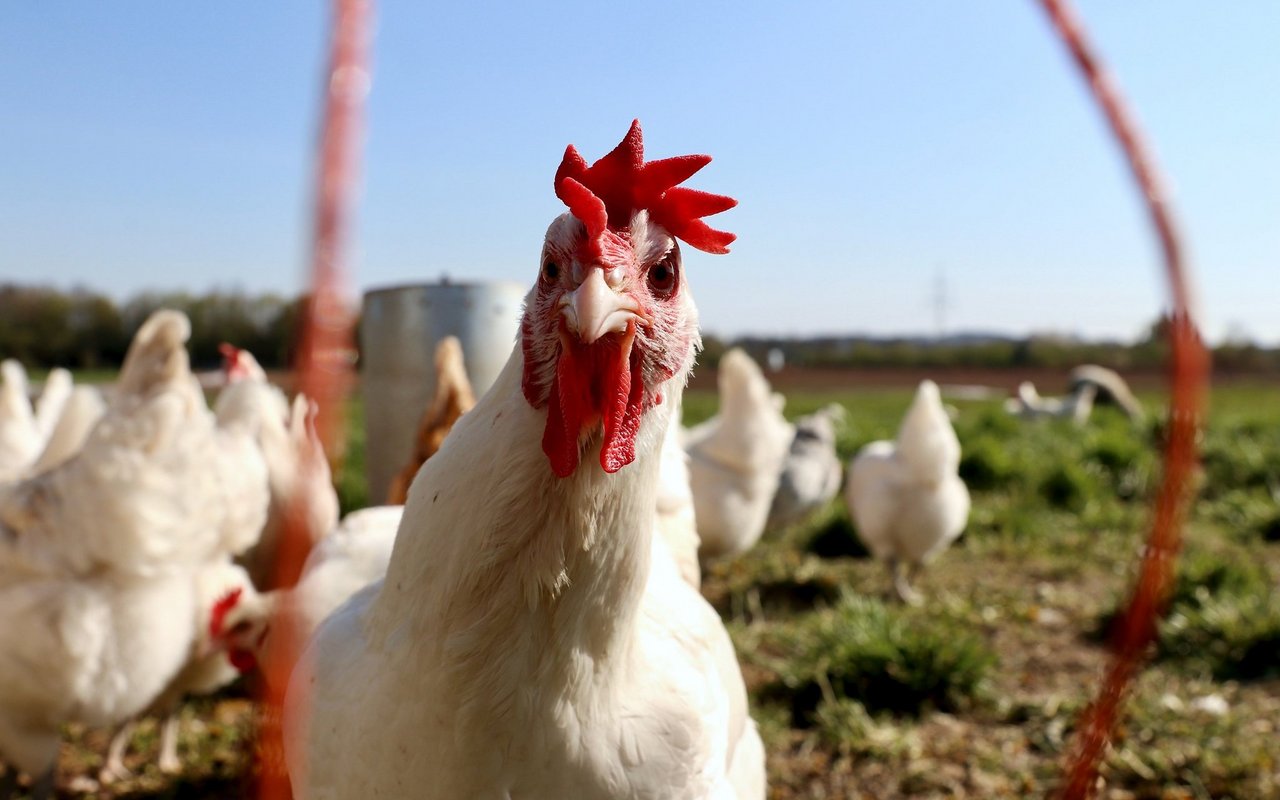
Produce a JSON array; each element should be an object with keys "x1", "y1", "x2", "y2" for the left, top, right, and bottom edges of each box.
[
  {"x1": 0, "y1": 284, "x2": 304, "y2": 370},
  {"x1": 2, "y1": 284, "x2": 1276, "y2": 375}
]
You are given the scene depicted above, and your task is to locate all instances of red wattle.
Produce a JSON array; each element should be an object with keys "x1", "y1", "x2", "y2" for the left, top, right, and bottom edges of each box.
[
  {"x1": 600, "y1": 351, "x2": 644, "y2": 473},
  {"x1": 543, "y1": 348, "x2": 586, "y2": 478},
  {"x1": 539, "y1": 328, "x2": 645, "y2": 477}
]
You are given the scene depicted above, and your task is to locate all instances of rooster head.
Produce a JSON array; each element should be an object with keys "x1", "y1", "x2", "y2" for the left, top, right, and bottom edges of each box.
[
  {"x1": 521, "y1": 120, "x2": 736, "y2": 478},
  {"x1": 219, "y1": 343, "x2": 266, "y2": 383},
  {"x1": 207, "y1": 586, "x2": 266, "y2": 674}
]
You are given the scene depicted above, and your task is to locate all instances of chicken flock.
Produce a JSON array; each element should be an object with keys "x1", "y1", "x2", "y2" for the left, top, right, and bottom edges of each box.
[{"x1": 0, "y1": 122, "x2": 984, "y2": 799}]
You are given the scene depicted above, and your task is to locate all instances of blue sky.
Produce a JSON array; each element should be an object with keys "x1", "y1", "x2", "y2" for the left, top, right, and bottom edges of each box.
[{"x1": 2, "y1": 2, "x2": 1276, "y2": 343}]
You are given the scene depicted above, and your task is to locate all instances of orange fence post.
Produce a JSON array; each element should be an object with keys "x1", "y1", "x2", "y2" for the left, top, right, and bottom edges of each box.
[
  {"x1": 1035, "y1": 1, "x2": 1211, "y2": 798},
  {"x1": 257, "y1": 0, "x2": 373, "y2": 797}
]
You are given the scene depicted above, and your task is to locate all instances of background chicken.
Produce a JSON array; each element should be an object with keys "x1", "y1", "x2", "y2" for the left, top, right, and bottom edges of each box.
[
  {"x1": 285, "y1": 121, "x2": 763, "y2": 800},
  {"x1": 386, "y1": 336, "x2": 476, "y2": 505},
  {"x1": 845, "y1": 379, "x2": 970, "y2": 604},
  {"x1": 0, "y1": 310, "x2": 269, "y2": 799},
  {"x1": 0, "y1": 360, "x2": 41, "y2": 483},
  {"x1": 214, "y1": 345, "x2": 340, "y2": 589},
  {"x1": 216, "y1": 505, "x2": 403, "y2": 692},
  {"x1": 100, "y1": 560, "x2": 260, "y2": 783},
  {"x1": 31, "y1": 369, "x2": 71, "y2": 446},
  {"x1": 766, "y1": 403, "x2": 845, "y2": 531},
  {"x1": 685, "y1": 347, "x2": 794, "y2": 560},
  {"x1": 654, "y1": 397, "x2": 702, "y2": 587},
  {"x1": 25, "y1": 384, "x2": 106, "y2": 476}
]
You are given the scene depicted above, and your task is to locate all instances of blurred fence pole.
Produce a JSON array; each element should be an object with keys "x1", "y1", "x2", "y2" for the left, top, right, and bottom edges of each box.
[
  {"x1": 258, "y1": 0, "x2": 372, "y2": 797},
  {"x1": 1035, "y1": 1, "x2": 1210, "y2": 798}
]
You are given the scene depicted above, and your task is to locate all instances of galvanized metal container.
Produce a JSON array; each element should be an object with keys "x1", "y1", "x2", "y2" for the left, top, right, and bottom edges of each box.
[{"x1": 360, "y1": 280, "x2": 526, "y2": 503}]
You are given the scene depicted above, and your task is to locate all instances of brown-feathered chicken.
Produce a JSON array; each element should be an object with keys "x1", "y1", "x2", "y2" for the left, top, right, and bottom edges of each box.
[{"x1": 386, "y1": 336, "x2": 476, "y2": 505}]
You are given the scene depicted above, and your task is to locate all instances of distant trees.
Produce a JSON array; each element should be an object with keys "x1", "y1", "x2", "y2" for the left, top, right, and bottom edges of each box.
[
  {"x1": 2, "y1": 288, "x2": 1276, "y2": 375},
  {"x1": 0, "y1": 284, "x2": 305, "y2": 370}
]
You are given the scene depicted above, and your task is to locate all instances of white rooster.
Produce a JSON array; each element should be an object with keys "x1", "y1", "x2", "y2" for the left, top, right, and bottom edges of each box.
[
  {"x1": 285, "y1": 121, "x2": 764, "y2": 800},
  {"x1": 845, "y1": 380, "x2": 970, "y2": 605},
  {"x1": 0, "y1": 311, "x2": 269, "y2": 799},
  {"x1": 685, "y1": 348, "x2": 794, "y2": 560}
]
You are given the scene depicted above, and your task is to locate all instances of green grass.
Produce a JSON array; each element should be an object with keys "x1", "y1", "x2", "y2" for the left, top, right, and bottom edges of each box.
[
  {"x1": 1102, "y1": 547, "x2": 1280, "y2": 682},
  {"x1": 694, "y1": 380, "x2": 1280, "y2": 798},
  {"x1": 766, "y1": 593, "x2": 996, "y2": 721}
]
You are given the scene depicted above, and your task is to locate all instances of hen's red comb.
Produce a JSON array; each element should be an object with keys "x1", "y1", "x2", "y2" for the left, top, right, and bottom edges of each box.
[
  {"x1": 209, "y1": 587, "x2": 244, "y2": 640},
  {"x1": 555, "y1": 119, "x2": 737, "y2": 255},
  {"x1": 219, "y1": 343, "x2": 246, "y2": 378}
]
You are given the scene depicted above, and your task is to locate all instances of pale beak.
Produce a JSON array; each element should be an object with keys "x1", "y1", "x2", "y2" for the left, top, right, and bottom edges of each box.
[{"x1": 560, "y1": 269, "x2": 646, "y2": 344}]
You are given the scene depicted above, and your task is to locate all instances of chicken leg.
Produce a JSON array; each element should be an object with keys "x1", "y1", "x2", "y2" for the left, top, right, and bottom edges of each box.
[
  {"x1": 100, "y1": 719, "x2": 136, "y2": 784},
  {"x1": 891, "y1": 558, "x2": 924, "y2": 606},
  {"x1": 158, "y1": 711, "x2": 183, "y2": 774}
]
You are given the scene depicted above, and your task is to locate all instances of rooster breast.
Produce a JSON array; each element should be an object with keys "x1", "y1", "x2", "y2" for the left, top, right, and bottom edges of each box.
[{"x1": 286, "y1": 355, "x2": 761, "y2": 800}]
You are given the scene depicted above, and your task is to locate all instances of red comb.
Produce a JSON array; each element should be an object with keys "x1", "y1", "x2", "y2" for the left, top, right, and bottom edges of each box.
[
  {"x1": 555, "y1": 119, "x2": 737, "y2": 255},
  {"x1": 209, "y1": 587, "x2": 243, "y2": 639},
  {"x1": 219, "y1": 343, "x2": 243, "y2": 375}
]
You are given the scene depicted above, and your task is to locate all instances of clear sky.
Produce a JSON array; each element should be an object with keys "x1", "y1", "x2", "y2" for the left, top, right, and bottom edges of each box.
[{"x1": 2, "y1": 2, "x2": 1276, "y2": 343}]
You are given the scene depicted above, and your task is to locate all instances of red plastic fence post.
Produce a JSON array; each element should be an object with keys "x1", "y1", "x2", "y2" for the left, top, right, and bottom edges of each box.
[
  {"x1": 257, "y1": 0, "x2": 372, "y2": 797},
  {"x1": 1034, "y1": 1, "x2": 1210, "y2": 798}
]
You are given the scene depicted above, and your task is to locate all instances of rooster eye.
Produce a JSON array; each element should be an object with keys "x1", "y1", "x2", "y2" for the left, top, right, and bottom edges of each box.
[
  {"x1": 542, "y1": 261, "x2": 560, "y2": 282},
  {"x1": 647, "y1": 259, "x2": 678, "y2": 299}
]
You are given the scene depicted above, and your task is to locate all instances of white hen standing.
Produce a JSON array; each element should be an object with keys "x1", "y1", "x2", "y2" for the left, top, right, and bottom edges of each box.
[
  {"x1": 214, "y1": 345, "x2": 340, "y2": 589},
  {"x1": 845, "y1": 380, "x2": 970, "y2": 605},
  {"x1": 685, "y1": 348, "x2": 794, "y2": 560},
  {"x1": 285, "y1": 121, "x2": 763, "y2": 800},
  {"x1": 0, "y1": 311, "x2": 269, "y2": 799},
  {"x1": 766, "y1": 403, "x2": 845, "y2": 531}
]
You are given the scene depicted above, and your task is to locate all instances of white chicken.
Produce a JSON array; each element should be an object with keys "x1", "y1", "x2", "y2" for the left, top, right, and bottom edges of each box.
[
  {"x1": 27, "y1": 385, "x2": 107, "y2": 476},
  {"x1": 285, "y1": 121, "x2": 764, "y2": 800},
  {"x1": 0, "y1": 360, "x2": 41, "y2": 483},
  {"x1": 0, "y1": 310, "x2": 269, "y2": 799},
  {"x1": 1004, "y1": 380, "x2": 1096, "y2": 424},
  {"x1": 845, "y1": 380, "x2": 970, "y2": 605},
  {"x1": 215, "y1": 505, "x2": 404, "y2": 692},
  {"x1": 31, "y1": 369, "x2": 72, "y2": 445},
  {"x1": 214, "y1": 345, "x2": 340, "y2": 589},
  {"x1": 766, "y1": 403, "x2": 845, "y2": 531},
  {"x1": 100, "y1": 561, "x2": 260, "y2": 782},
  {"x1": 685, "y1": 348, "x2": 794, "y2": 560},
  {"x1": 655, "y1": 397, "x2": 702, "y2": 587}
]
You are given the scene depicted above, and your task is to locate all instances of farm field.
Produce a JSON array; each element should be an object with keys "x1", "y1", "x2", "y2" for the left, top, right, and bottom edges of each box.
[{"x1": 42, "y1": 376, "x2": 1280, "y2": 799}]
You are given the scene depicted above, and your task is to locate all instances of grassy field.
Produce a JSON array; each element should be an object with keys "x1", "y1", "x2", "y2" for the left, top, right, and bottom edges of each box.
[{"x1": 44, "y1": 378, "x2": 1280, "y2": 798}]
